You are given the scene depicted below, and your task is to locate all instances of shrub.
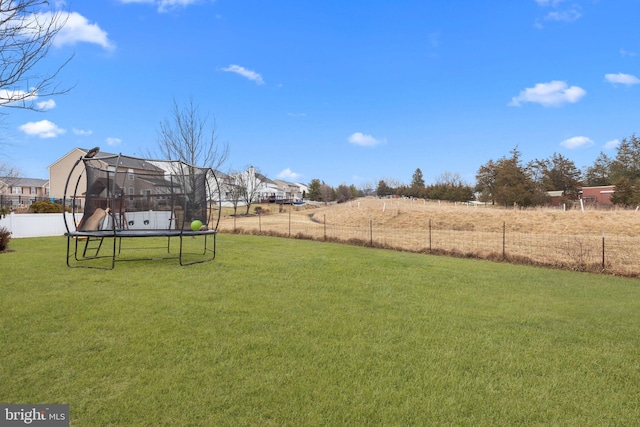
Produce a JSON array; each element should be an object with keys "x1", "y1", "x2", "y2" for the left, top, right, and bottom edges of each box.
[
  {"x1": 254, "y1": 207, "x2": 270, "y2": 215},
  {"x1": 28, "y1": 200, "x2": 64, "y2": 213},
  {"x1": 0, "y1": 226, "x2": 11, "y2": 252}
]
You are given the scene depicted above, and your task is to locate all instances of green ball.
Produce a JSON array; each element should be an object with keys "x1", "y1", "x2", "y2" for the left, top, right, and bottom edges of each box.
[{"x1": 191, "y1": 220, "x2": 203, "y2": 231}]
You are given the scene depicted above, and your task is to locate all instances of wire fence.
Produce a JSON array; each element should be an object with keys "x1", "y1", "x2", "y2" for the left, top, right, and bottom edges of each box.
[{"x1": 218, "y1": 208, "x2": 640, "y2": 277}]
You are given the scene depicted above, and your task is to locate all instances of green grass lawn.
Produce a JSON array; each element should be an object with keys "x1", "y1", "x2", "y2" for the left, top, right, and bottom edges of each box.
[{"x1": 1, "y1": 235, "x2": 640, "y2": 426}]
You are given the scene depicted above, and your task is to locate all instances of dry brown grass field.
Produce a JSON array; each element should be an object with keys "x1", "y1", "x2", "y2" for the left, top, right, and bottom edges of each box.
[{"x1": 218, "y1": 197, "x2": 640, "y2": 277}]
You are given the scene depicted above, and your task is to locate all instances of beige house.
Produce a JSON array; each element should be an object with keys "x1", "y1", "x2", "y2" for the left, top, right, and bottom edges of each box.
[
  {"x1": 48, "y1": 148, "x2": 168, "y2": 210},
  {"x1": 0, "y1": 176, "x2": 49, "y2": 208},
  {"x1": 273, "y1": 179, "x2": 305, "y2": 202},
  {"x1": 48, "y1": 148, "x2": 92, "y2": 200}
]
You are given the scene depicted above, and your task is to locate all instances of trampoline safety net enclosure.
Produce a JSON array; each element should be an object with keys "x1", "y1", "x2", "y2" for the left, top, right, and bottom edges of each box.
[{"x1": 63, "y1": 148, "x2": 222, "y2": 269}]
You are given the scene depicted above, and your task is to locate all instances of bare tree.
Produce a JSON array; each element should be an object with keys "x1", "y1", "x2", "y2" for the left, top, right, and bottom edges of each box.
[
  {"x1": 224, "y1": 169, "x2": 244, "y2": 216},
  {"x1": 155, "y1": 97, "x2": 229, "y2": 171},
  {"x1": 358, "y1": 181, "x2": 375, "y2": 196},
  {"x1": 236, "y1": 166, "x2": 265, "y2": 214},
  {"x1": 0, "y1": 1, "x2": 72, "y2": 112},
  {"x1": 320, "y1": 181, "x2": 334, "y2": 204},
  {"x1": 0, "y1": 161, "x2": 19, "y2": 176},
  {"x1": 0, "y1": 0, "x2": 72, "y2": 171}
]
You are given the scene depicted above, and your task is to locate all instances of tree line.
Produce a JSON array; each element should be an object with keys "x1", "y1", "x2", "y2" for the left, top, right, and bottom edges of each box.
[{"x1": 303, "y1": 133, "x2": 640, "y2": 207}]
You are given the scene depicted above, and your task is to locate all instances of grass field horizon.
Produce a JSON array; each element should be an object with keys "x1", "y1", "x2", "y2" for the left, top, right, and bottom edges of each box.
[{"x1": 2, "y1": 235, "x2": 640, "y2": 425}]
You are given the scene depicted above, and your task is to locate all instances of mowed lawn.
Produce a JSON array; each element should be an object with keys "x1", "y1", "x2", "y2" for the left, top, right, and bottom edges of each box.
[{"x1": 1, "y1": 235, "x2": 640, "y2": 426}]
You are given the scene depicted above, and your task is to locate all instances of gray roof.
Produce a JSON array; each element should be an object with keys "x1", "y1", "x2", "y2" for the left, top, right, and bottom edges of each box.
[
  {"x1": 0, "y1": 177, "x2": 48, "y2": 187},
  {"x1": 81, "y1": 149, "x2": 164, "y2": 172}
]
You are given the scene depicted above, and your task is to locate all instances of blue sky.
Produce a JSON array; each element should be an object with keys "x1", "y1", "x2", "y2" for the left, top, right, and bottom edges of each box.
[{"x1": 4, "y1": 0, "x2": 640, "y2": 187}]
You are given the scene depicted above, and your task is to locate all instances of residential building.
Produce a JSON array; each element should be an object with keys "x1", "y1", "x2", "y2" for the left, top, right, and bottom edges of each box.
[
  {"x1": 579, "y1": 185, "x2": 615, "y2": 205},
  {"x1": 0, "y1": 176, "x2": 49, "y2": 209}
]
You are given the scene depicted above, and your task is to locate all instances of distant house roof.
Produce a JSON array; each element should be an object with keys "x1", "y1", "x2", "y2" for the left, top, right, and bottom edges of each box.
[
  {"x1": 547, "y1": 190, "x2": 564, "y2": 198},
  {"x1": 256, "y1": 173, "x2": 276, "y2": 185},
  {"x1": 85, "y1": 150, "x2": 164, "y2": 172},
  {"x1": 0, "y1": 177, "x2": 49, "y2": 187}
]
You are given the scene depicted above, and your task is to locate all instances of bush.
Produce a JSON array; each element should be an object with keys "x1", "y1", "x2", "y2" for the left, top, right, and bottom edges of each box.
[
  {"x1": 28, "y1": 200, "x2": 65, "y2": 213},
  {"x1": 0, "y1": 226, "x2": 11, "y2": 252},
  {"x1": 254, "y1": 207, "x2": 270, "y2": 215}
]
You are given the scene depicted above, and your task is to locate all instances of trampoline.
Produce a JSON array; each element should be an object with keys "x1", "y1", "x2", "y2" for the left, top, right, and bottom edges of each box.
[{"x1": 63, "y1": 148, "x2": 222, "y2": 269}]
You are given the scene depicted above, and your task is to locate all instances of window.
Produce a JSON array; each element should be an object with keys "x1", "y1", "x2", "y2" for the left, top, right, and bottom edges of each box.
[
  {"x1": 30, "y1": 187, "x2": 36, "y2": 195},
  {"x1": 128, "y1": 169, "x2": 134, "y2": 180},
  {"x1": 12, "y1": 187, "x2": 21, "y2": 194}
]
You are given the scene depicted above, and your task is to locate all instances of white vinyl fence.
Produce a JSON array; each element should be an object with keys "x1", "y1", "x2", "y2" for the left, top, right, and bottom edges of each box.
[
  {"x1": 0, "y1": 213, "x2": 82, "y2": 238},
  {"x1": 0, "y1": 211, "x2": 177, "y2": 238}
]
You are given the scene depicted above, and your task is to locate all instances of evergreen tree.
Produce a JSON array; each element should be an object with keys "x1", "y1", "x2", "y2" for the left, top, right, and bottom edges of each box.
[
  {"x1": 349, "y1": 184, "x2": 359, "y2": 199},
  {"x1": 411, "y1": 168, "x2": 425, "y2": 188},
  {"x1": 611, "y1": 177, "x2": 633, "y2": 206},
  {"x1": 610, "y1": 134, "x2": 640, "y2": 183},
  {"x1": 584, "y1": 152, "x2": 612, "y2": 186},
  {"x1": 475, "y1": 159, "x2": 498, "y2": 204},
  {"x1": 376, "y1": 180, "x2": 392, "y2": 197},
  {"x1": 492, "y1": 147, "x2": 539, "y2": 207},
  {"x1": 529, "y1": 153, "x2": 581, "y2": 195},
  {"x1": 307, "y1": 179, "x2": 322, "y2": 201}
]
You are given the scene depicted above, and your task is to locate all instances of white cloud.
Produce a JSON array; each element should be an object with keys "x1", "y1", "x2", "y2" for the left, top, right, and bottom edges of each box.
[
  {"x1": 604, "y1": 139, "x2": 620, "y2": 150},
  {"x1": 534, "y1": 0, "x2": 581, "y2": 28},
  {"x1": 348, "y1": 132, "x2": 383, "y2": 147},
  {"x1": 49, "y1": 12, "x2": 114, "y2": 50},
  {"x1": 560, "y1": 136, "x2": 594, "y2": 149},
  {"x1": 509, "y1": 80, "x2": 586, "y2": 107},
  {"x1": 535, "y1": 0, "x2": 567, "y2": 6},
  {"x1": 288, "y1": 112, "x2": 307, "y2": 117},
  {"x1": 545, "y1": 8, "x2": 581, "y2": 22},
  {"x1": 36, "y1": 99, "x2": 56, "y2": 111},
  {"x1": 277, "y1": 168, "x2": 301, "y2": 180},
  {"x1": 19, "y1": 120, "x2": 66, "y2": 138},
  {"x1": 73, "y1": 128, "x2": 93, "y2": 136},
  {"x1": 119, "y1": 0, "x2": 199, "y2": 13},
  {"x1": 605, "y1": 73, "x2": 640, "y2": 86},
  {"x1": 620, "y1": 49, "x2": 637, "y2": 57},
  {"x1": 222, "y1": 65, "x2": 265, "y2": 85},
  {"x1": 106, "y1": 137, "x2": 122, "y2": 146}
]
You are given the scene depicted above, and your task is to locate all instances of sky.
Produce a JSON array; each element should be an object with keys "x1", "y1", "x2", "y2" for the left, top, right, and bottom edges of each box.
[{"x1": 3, "y1": 0, "x2": 640, "y2": 187}]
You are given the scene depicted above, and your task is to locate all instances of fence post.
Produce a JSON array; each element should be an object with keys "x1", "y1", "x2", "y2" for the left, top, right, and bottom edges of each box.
[
  {"x1": 429, "y1": 218, "x2": 432, "y2": 252},
  {"x1": 288, "y1": 210, "x2": 291, "y2": 237},
  {"x1": 370, "y1": 217, "x2": 373, "y2": 246},
  {"x1": 502, "y1": 221, "x2": 506, "y2": 259},
  {"x1": 602, "y1": 231, "x2": 605, "y2": 270},
  {"x1": 258, "y1": 212, "x2": 261, "y2": 234},
  {"x1": 323, "y1": 214, "x2": 326, "y2": 241}
]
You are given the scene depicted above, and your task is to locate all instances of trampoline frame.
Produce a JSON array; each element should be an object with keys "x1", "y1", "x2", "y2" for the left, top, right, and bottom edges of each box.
[{"x1": 63, "y1": 150, "x2": 222, "y2": 270}]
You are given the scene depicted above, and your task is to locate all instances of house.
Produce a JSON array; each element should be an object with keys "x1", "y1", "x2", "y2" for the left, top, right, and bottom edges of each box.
[
  {"x1": 0, "y1": 176, "x2": 49, "y2": 209},
  {"x1": 273, "y1": 179, "x2": 305, "y2": 202},
  {"x1": 579, "y1": 185, "x2": 615, "y2": 206},
  {"x1": 49, "y1": 148, "x2": 169, "y2": 210},
  {"x1": 295, "y1": 182, "x2": 309, "y2": 200},
  {"x1": 214, "y1": 167, "x2": 276, "y2": 207},
  {"x1": 49, "y1": 147, "x2": 94, "y2": 201}
]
